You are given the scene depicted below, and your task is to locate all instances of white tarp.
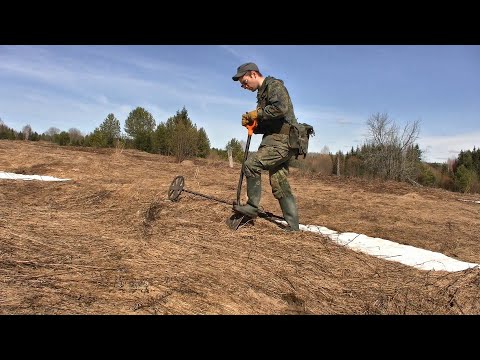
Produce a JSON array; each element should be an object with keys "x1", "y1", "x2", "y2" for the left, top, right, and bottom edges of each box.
[
  {"x1": 273, "y1": 220, "x2": 480, "y2": 272},
  {"x1": 0, "y1": 171, "x2": 70, "y2": 182}
]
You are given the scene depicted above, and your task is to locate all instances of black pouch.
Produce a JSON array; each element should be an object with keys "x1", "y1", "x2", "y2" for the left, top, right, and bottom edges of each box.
[{"x1": 288, "y1": 123, "x2": 315, "y2": 159}]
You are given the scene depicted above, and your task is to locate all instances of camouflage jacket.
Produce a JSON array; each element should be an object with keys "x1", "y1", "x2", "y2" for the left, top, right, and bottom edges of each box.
[{"x1": 255, "y1": 76, "x2": 298, "y2": 137}]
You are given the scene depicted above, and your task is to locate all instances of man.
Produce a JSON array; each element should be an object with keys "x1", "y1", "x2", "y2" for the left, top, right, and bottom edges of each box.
[{"x1": 232, "y1": 62, "x2": 300, "y2": 231}]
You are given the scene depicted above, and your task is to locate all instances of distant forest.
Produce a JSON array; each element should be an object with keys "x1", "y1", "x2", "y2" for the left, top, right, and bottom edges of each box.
[{"x1": 1, "y1": 109, "x2": 479, "y2": 194}]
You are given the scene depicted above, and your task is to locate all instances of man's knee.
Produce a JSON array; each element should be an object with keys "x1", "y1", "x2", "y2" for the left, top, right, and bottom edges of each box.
[{"x1": 244, "y1": 158, "x2": 261, "y2": 178}]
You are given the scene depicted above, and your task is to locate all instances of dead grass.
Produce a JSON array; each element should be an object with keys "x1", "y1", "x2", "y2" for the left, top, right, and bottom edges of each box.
[{"x1": 0, "y1": 140, "x2": 479, "y2": 314}]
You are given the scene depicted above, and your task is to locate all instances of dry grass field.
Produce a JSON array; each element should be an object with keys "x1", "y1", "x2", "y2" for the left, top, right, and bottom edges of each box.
[{"x1": 1, "y1": 140, "x2": 479, "y2": 314}]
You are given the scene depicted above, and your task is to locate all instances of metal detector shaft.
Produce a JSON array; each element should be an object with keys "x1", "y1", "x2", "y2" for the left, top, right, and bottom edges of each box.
[
  {"x1": 182, "y1": 188, "x2": 232, "y2": 205},
  {"x1": 178, "y1": 182, "x2": 283, "y2": 220},
  {"x1": 168, "y1": 175, "x2": 232, "y2": 205},
  {"x1": 168, "y1": 174, "x2": 284, "y2": 221}
]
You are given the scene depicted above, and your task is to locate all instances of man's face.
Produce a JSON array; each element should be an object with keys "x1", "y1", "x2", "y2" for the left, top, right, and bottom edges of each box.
[{"x1": 239, "y1": 72, "x2": 256, "y2": 92}]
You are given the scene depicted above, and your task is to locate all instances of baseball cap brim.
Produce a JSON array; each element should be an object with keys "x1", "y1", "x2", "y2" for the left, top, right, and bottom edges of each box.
[{"x1": 232, "y1": 71, "x2": 248, "y2": 81}]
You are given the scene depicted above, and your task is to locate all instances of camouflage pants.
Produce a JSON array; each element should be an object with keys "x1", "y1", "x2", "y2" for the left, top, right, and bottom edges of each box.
[{"x1": 244, "y1": 133, "x2": 295, "y2": 200}]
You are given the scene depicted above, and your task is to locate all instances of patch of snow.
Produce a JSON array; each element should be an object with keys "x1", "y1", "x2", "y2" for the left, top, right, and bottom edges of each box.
[
  {"x1": 0, "y1": 171, "x2": 71, "y2": 182},
  {"x1": 273, "y1": 220, "x2": 479, "y2": 272},
  {"x1": 457, "y1": 198, "x2": 480, "y2": 204}
]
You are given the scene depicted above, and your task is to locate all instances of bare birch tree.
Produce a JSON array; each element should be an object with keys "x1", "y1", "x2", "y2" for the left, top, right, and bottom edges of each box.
[
  {"x1": 68, "y1": 128, "x2": 83, "y2": 145},
  {"x1": 22, "y1": 124, "x2": 32, "y2": 140},
  {"x1": 45, "y1": 127, "x2": 61, "y2": 137},
  {"x1": 365, "y1": 112, "x2": 421, "y2": 181}
]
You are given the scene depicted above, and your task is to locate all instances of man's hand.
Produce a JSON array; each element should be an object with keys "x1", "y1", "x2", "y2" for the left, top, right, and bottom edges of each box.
[
  {"x1": 241, "y1": 109, "x2": 258, "y2": 127},
  {"x1": 241, "y1": 113, "x2": 253, "y2": 126}
]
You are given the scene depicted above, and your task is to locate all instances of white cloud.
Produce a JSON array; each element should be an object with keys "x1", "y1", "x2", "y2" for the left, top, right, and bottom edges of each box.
[
  {"x1": 294, "y1": 105, "x2": 369, "y2": 154},
  {"x1": 218, "y1": 45, "x2": 245, "y2": 61},
  {"x1": 96, "y1": 95, "x2": 109, "y2": 105},
  {"x1": 418, "y1": 132, "x2": 480, "y2": 163}
]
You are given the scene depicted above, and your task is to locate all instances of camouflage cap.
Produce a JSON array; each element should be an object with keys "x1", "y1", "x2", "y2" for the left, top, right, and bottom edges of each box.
[{"x1": 232, "y1": 62, "x2": 260, "y2": 81}]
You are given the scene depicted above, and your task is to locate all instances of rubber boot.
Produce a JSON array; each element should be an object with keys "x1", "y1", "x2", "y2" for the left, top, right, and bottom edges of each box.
[
  {"x1": 233, "y1": 176, "x2": 262, "y2": 218},
  {"x1": 279, "y1": 195, "x2": 300, "y2": 231}
]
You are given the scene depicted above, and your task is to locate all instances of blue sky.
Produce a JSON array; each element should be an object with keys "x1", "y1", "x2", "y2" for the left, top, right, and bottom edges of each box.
[{"x1": 0, "y1": 45, "x2": 478, "y2": 163}]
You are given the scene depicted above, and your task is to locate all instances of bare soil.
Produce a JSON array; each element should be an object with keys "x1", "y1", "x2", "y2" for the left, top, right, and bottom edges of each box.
[{"x1": 1, "y1": 140, "x2": 479, "y2": 314}]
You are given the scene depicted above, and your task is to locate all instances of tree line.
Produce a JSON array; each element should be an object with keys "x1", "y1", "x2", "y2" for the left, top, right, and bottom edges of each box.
[
  {"x1": 291, "y1": 112, "x2": 479, "y2": 194},
  {"x1": 1, "y1": 111, "x2": 478, "y2": 194},
  {"x1": 0, "y1": 107, "x2": 245, "y2": 164}
]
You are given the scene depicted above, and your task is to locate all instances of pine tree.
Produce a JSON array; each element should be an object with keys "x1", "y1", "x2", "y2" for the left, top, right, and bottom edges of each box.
[{"x1": 124, "y1": 107, "x2": 156, "y2": 152}]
